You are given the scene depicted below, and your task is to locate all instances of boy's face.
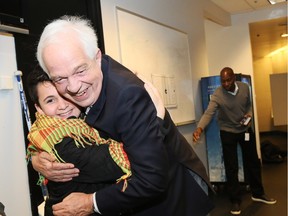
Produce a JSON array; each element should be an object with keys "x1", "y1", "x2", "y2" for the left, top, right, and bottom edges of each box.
[{"x1": 35, "y1": 81, "x2": 81, "y2": 119}]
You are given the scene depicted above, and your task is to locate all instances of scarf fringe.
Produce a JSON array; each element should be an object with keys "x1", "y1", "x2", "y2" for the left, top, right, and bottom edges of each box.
[
  {"x1": 27, "y1": 112, "x2": 132, "y2": 191},
  {"x1": 116, "y1": 172, "x2": 132, "y2": 192}
]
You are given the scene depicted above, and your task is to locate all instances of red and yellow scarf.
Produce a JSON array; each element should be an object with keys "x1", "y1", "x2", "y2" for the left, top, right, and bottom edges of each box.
[{"x1": 27, "y1": 112, "x2": 131, "y2": 191}]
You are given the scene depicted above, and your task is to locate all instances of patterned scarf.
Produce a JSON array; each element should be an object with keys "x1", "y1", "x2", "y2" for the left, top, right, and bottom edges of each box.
[{"x1": 27, "y1": 112, "x2": 131, "y2": 191}]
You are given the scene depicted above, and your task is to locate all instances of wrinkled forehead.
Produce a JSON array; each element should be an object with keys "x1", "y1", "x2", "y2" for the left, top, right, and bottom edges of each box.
[{"x1": 43, "y1": 40, "x2": 87, "y2": 76}]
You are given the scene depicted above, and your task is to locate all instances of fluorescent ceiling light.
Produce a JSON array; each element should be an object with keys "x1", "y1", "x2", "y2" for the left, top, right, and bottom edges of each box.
[
  {"x1": 266, "y1": 45, "x2": 288, "y2": 57},
  {"x1": 281, "y1": 33, "x2": 288, "y2": 37},
  {"x1": 267, "y1": 0, "x2": 287, "y2": 4}
]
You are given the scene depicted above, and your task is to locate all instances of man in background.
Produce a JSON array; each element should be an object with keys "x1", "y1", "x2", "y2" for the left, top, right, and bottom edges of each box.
[{"x1": 193, "y1": 67, "x2": 276, "y2": 215}]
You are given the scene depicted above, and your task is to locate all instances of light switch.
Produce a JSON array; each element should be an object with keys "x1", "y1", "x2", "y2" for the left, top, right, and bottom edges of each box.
[{"x1": 0, "y1": 75, "x2": 13, "y2": 90}]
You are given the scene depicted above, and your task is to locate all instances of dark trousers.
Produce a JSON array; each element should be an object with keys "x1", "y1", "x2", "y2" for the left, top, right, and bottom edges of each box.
[{"x1": 220, "y1": 129, "x2": 264, "y2": 204}]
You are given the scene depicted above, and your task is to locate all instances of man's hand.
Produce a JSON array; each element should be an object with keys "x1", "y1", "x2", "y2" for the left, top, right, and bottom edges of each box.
[
  {"x1": 134, "y1": 71, "x2": 165, "y2": 120},
  {"x1": 52, "y1": 192, "x2": 94, "y2": 216},
  {"x1": 193, "y1": 127, "x2": 203, "y2": 143},
  {"x1": 31, "y1": 152, "x2": 79, "y2": 182}
]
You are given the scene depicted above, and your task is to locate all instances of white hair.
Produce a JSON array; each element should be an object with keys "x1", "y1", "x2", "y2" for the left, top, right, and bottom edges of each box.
[{"x1": 37, "y1": 15, "x2": 99, "y2": 72}]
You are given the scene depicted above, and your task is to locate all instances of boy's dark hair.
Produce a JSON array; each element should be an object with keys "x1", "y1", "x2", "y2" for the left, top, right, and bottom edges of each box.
[{"x1": 26, "y1": 64, "x2": 52, "y2": 106}]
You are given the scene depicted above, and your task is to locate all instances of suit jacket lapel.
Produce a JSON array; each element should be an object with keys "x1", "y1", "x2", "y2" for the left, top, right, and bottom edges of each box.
[{"x1": 85, "y1": 56, "x2": 108, "y2": 127}]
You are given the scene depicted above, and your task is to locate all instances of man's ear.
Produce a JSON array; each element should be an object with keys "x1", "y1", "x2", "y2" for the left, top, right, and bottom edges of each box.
[
  {"x1": 35, "y1": 104, "x2": 44, "y2": 114},
  {"x1": 95, "y1": 49, "x2": 102, "y2": 66}
]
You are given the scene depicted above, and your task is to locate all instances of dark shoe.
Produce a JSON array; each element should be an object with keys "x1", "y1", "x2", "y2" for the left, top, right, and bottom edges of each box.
[
  {"x1": 230, "y1": 202, "x2": 241, "y2": 215},
  {"x1": 252, "y1": 194, "x2": 277, "y2": 204}
]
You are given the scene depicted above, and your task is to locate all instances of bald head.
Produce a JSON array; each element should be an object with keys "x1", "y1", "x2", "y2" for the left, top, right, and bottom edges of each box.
[
  {"x1": 220, "y1": 67, "x2": 236, "y2": 92},
  {"x1": 220, "y1": 67, "x2": 234, "y2": 77}
]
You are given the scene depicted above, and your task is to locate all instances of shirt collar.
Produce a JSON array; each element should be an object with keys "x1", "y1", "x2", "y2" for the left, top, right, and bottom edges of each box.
[{"x1": 227, "y1": 82, "x2": 238, "y2": 96}]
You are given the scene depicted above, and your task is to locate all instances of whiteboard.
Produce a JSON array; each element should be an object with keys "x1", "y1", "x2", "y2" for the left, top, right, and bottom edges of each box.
[
  {"x1": 0, "y1": 33, "x2": 32, "y2": 215},
  {"x1": 116, "y1": 9, "x2": 195, "y2": 124}
]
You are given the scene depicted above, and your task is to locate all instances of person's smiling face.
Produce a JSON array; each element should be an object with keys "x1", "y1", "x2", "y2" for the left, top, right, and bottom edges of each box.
[
  {"x1": 42, "y1": 33, "x2": 103, "y2": 108},
  {"x1": 35, "y1": 81, "x2": 81, "y2": 119}
]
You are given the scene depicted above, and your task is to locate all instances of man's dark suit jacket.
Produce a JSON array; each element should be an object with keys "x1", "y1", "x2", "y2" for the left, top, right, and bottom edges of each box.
[{"x1": 85, "y1": 55, "x2": 214, "y2": 216}]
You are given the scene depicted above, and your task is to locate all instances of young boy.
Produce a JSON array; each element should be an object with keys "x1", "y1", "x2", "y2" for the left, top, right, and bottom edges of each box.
[{"x1": 26, "y1": 65, "x2": 131, "y2": 215}]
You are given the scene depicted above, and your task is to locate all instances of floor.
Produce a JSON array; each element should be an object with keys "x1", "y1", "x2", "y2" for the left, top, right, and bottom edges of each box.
[{"x1": 209, "y1": 132, "x2": 287, "y2": 216}]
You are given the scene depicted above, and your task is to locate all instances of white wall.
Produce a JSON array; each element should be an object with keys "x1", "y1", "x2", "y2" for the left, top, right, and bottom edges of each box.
[
  {"x1": 0, "y1": 33, "x2": 32, "y2": 216},
  {"x1": 100, "y1": 0, "x2": 231, "y2": 170},
  {"x1": 204, "y1": 19, "x2": 254, "y2": 76}
]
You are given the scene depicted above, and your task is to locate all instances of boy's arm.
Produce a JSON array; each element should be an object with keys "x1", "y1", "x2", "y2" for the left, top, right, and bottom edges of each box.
[
  {"x1": 32, "y1": 138, "x2": 125, "y2": 184},
  {"x1": 55, "y1": 138, "x2": 124, "y2": 183}
]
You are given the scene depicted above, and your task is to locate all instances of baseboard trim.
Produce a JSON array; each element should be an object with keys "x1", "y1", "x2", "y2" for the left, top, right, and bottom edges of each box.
[{"x1": 260, "y1": 131, "x2": 287, "y2": 137}]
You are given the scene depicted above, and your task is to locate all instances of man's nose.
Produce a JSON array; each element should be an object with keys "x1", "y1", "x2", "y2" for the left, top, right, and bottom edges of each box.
[
  {"x1": 66, "y1": 77, "x2": 81, "y2": 93},
  {"x1": 223, "y1": 81, "x2": 229, "y2": 87}
]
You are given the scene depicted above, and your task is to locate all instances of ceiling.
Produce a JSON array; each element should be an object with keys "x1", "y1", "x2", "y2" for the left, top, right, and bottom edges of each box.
[
  {"x1": 211, "y1": 0, "x2": 286, "y2": 14},
  {"x1": 210, "y1": 0, "x2": 287, "y2": 59},
  {"x1": 249, "y1": 17, "x2": 287, "y2": 59}
]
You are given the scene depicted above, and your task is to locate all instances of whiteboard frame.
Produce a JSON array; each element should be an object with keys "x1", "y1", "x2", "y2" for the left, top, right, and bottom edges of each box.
[{"x1": 116, "y1": 8, "x2": 195, "y2": 124}]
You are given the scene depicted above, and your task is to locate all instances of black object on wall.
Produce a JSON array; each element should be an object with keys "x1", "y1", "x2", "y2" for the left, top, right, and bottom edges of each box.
[
  {"x1": 12, "y1": 0, "x2": 105, "y2": 215},
  {"x1": 0, "y1": 0, "x2": 29, "y2": 34}
]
